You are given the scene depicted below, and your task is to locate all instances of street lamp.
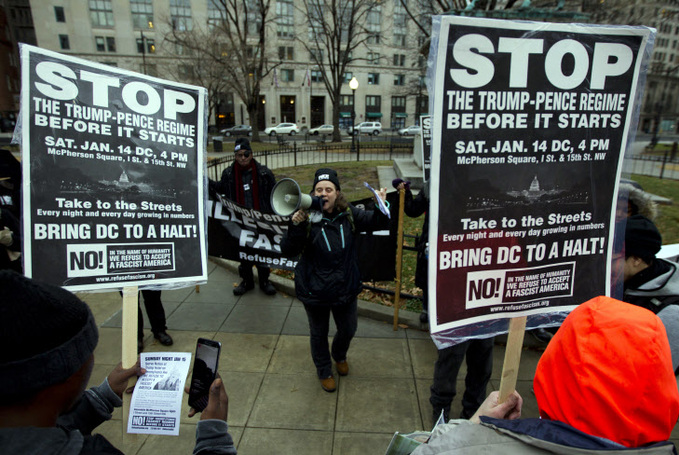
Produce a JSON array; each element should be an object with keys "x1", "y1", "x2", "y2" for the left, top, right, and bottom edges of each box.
[{"x1": 349, "y1": 76, "x2": 359, "y2": 156}]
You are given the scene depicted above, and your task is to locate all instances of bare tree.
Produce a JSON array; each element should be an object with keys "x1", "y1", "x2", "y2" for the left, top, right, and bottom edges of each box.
[
  {"x1": 163, "y1": 0, "x2": 276, "y2": 142},
  {"x1": 296, "y1": 0, "x2": 380, "y2": 142}
]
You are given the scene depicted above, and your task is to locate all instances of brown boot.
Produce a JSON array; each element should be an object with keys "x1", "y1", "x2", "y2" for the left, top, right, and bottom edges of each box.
[
  {"x1": 336, "y1": 360, "x2": 349, "y2": 376},
  {"x1": 320, "y1": 376, "x2": 336, "y2": 392}
]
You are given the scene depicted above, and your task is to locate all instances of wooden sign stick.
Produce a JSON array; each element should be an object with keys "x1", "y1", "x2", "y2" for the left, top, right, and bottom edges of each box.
[
  {"x1": 121, "y1": 286, "x2": 139, "y2": 449},
  {"x1": 393, "y1": 188, "x2": 406, "y2": 330},
  {"x1": 498, "y1": 316, "x2": 527, "y2": 403}
]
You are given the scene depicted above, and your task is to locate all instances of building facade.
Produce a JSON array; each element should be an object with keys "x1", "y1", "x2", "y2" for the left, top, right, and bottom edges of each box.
[
  {"x1": 29, "y1": 0, "x2": 428, "y2": 132},
  {"x1": 20, "y1": 0, "x2": 679, "y2": 136}
]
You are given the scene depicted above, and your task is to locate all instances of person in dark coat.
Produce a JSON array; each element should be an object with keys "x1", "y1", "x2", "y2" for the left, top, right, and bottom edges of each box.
[
  {"x1": 281, "y1": 168, "x2": 389, "y2": 392},
  {"x1": 211, "y1": 138, "x2": 277, "y2": 296}
]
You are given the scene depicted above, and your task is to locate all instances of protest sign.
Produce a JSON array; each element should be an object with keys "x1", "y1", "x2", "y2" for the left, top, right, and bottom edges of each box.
[
  {"x1": 420, "y1": 115, "x2": 431, "y2": 182},
  {"x1": 207, "y1": 192, "x2": 397, "y2": 281},
  {"x1": 428, "y1": 18, "x2": 653, "y2": 333},
  {"x1": 20, "y1": 45, "x2": 208, "y2": 290}
]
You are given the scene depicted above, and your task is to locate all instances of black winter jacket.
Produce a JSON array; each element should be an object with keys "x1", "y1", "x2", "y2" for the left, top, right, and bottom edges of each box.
[
  {"x1": 281, "y1": 205, "x2": 389, "y2": 305},
  {"x1": 209, "y1": 159, "x2": 276, "y2": 212}
]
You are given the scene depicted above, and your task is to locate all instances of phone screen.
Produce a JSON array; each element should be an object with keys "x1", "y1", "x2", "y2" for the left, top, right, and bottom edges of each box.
[{"x1": 188, "y1": 338, "x2": 221, "y2": 412}]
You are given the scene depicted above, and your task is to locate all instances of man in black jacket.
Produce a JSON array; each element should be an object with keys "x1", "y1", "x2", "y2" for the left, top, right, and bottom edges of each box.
[{"x1": 213, "y1": 139, "x2": 277, "y2": 296}]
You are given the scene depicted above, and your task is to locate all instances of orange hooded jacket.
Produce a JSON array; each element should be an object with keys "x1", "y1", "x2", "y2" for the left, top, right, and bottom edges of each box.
[{"x1": 534, "y1": 296, "x2": 679, "y2": 448}]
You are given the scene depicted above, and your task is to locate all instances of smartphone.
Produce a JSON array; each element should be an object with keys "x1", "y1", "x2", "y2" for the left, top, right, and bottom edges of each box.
[{"x1": 188, "y1": 338, "x2": 222, "y2": 412}]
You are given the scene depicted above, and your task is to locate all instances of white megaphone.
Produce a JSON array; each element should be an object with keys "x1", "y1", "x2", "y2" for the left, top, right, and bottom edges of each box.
[{"x1": 270, "y1": 178, "x2": 324, "y2": 217}]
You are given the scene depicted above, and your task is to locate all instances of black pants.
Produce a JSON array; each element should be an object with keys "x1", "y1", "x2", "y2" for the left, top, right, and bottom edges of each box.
[
  {"x1": 303, "y1": 298, "x2": 358, "y2": 379},
  {"x1": 239, "y1": 261, "x2": 270, "y2": 284},
  {"x1": 430, "y1": 337, "x2": 494, "y2": 419},
  {"x1": 138, "y1": 290, "x2": 167, "y2": 339}
]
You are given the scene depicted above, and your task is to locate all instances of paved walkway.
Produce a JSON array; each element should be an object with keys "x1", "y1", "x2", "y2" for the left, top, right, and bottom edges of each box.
[{"x1": 80, "y1": 260, "x2": 554, "y2": 454}]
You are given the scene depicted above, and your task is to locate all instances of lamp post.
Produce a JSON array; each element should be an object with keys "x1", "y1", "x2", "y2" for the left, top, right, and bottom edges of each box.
[{"x1": 349, "y1": 76, "x2": 359, "y2": 158}]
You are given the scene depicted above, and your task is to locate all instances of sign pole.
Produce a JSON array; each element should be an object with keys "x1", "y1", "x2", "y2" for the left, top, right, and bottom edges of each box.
[
  {"x1": 498, "y1": 316, "x2": 527, "y2": 403},
  {"x1": 122, "y1": 286, "x2": 139, "y2": 448},
  {"x1": 393, "y1": 188, "x2": 406, "y2": 330}
]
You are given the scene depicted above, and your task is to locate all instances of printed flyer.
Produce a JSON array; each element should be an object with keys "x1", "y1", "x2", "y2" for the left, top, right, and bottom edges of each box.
[
  {"x1": 128, "y1": 352, "x2": 191, "y2": 436},
  {"x1": 428, "y1": 18, "x2": 653, "y2": 333},
  {"x1": 20, "y1": 45, "x2": 208, "y2": 290}
]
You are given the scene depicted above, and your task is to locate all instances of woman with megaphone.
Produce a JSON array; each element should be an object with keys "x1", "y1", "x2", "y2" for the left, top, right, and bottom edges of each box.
[{"x1": 280, "y1": 168, "x2": 389, "y2": 393}]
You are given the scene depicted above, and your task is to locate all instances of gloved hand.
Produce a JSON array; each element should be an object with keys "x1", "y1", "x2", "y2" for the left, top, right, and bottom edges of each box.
[
  {"x1": 392, "y1": 178, "x2": 411, "y2": 190},
  {"x1": 0, "y1": 227, "x2": 12, "y2": 246}
]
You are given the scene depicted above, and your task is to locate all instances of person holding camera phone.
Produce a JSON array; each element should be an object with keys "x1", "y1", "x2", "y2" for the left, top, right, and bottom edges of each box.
[
  {"x1": 210, "y1": 138, "x2": 277, "y2": 296},
  {"x1": 0, "y1": 271, "x2": 236, "y2": 455},
  {"x1": 280, "y1": 168, "x2": 389, "y2": 392}
]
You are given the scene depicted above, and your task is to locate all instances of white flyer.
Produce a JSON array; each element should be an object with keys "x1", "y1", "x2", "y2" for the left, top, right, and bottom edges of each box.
[{"x1": 127, "y1": 352, "x2": 192, "y2": 435}]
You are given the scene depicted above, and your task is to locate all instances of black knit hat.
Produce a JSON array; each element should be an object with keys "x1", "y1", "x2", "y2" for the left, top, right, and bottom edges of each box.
[
  {"x1": 313, "y1": 168, "x2": 341, "y2": 191},
  {"x1": 0, "y1": 271, "x2": 99, "y2": 399},
  {"x1": 234, "y1": 138, "x2": 252, "y2": 154},
  {"x1": 625, "y1": 214, "x2": 662, "y2": 259}
]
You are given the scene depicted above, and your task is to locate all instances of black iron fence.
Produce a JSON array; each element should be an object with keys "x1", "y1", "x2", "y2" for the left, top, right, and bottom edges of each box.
[
  {"x1": 623, "y1": 153, "x2": 679, "y2": 180},
  {"x1": 207, "y1": 141, "x2": 414, "y2": 179}
]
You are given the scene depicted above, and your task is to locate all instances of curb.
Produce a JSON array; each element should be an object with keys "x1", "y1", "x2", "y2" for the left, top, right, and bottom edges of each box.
[{"x1": 209, "y1": 257, "x2": 424, "y2": 330}]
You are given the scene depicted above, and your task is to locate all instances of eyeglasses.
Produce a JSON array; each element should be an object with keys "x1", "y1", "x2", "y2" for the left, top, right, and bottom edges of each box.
[{"x1": 235, "y1": 151, "x2": 251, "y2": 158}]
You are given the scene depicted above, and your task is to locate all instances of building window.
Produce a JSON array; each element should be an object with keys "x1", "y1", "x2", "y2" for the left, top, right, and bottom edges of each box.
[
  {"x1": 311, "y1": 70, "x2": 323, "y2": 82},
  {"x1": 394, "y1": 74, "x2": 405, "y2": 86},
  {"x1": 170, "y1": 0, "x2": 192, "y2": 31},
  {"x1": 368, "y1": 52, "x2": 380, "y2": 65},
  {"x1": 245, "y1": 0, "x2": 261, "y2": 36},
  {"x1": 207, "y1": 0, "x2": 224, "y2": 29},
  {"x1": 366, "y1": 95, "x2": 381, "y2": 108},
  {"x1": 95, "y1": 36, "x2": 116, "y2": 52},
  {"x1": 280, "y1": 69, "x2": 294, "y2": 82},
  {"x1": 89, "y1": 0, "x2": 114, "y2": 27},
  {"x1": 368, "y1": 73, "x2": 379, "y2": 85},
  {"x1": 54, "y1": 6, "x2": 65, "y2": 22},
  {"x1": 393, "y1": 34, "x2": 406, "y2": 47},
  {"x1": 59, "y1": 34, "x2": 70, "y2": 50},
  {"x1": 343, "y1": 72, "x2": 352, "y2": 83},
  {"x1": 136, "y1": 38, "x2": 155, "y2": 53},
  {"x1": 276, "y1": 0, "x2": 294, "y2": 39},
  {"x1": 145, "y1": 64, "x2": 158, "y2": 77},
  {"x1": 279, "y1": 46, "x2": 294, "y2": 61},
  {"x1": 130, "y1": 0, "x2": 153, "y2": 29},
  {"x1": 310, "y1": 48, "x2": 324, "y2": 62},
  {"x1": 368, "y1": 34, "x2": 380, "y2": 44},
  {"x1": 179, "y1": 64, "x2": 194, "y2": 79},
  {"x1": 393, "y1": 54, "x2": 405, "y2": 66},
  {"x1": 392, "y1": 96, "x2": 406, "y2": 108},
  {"x1": 340, "y1": 95, "x2": 354, "y2": 108}
]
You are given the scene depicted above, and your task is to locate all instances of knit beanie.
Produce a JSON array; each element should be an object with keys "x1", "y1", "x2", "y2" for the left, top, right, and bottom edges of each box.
[
  {"x1": 313, "y1": 168, "x2": 340, "y2": 191},
  {"x1": 534, "y1": 296, "x2": 679, "y2": 448},
  {"x1": 625, "y1": 214, "x2": 662, "y2": 259},
  {"x1": 234, "y1": 138, "x2": 252, "y2": 154},
  {"x1": 0, "y1": 271, "x2": 99, "y2": 399}
]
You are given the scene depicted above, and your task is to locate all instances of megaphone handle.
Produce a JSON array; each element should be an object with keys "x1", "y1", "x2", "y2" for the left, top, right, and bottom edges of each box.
[{"x1": 291, "y1": 210, "x2": 308, "y2": 225}]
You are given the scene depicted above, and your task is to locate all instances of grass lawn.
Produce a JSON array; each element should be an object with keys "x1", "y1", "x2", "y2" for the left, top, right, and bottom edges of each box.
[{"x1": 631, "y1": 174, "x2": 679, "y2": 243}]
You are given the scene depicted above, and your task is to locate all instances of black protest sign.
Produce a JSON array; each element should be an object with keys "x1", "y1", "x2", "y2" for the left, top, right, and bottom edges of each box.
[
  {"x1": 21, "y1": 45, "x2": 208, "y2": 290},
  {"x1": 428, "y1": 18, "x2": 653, "y2": 333},
  {"x1": 206, "y1": 193, "x2": 398, "y2": 281}
]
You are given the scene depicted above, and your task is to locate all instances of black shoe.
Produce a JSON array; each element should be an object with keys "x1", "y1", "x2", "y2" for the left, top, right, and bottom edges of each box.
[
  {"x1": 420, "y1": 310, "x2": 428, "y2": 323},
  {"x1": 154, "y1": 331, "x2": 174, "y2": 346},
  {"x1": 260, "y1": 280, "x2": 276, "y2": 296},
  {"x1": 233, "y1": 280, "x2": 255, "y2": 296},
  {"x1": 138, "y1": 338, "x2": 144, "y2": 353},
  {"x1": 530, "y1": 328, "x2": 553, "y2": 344}
]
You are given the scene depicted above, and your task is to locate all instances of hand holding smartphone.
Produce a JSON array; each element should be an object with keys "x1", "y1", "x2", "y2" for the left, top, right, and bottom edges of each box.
[{"x1": 188, "y1": 338, "x2": 221, "y2": 412}]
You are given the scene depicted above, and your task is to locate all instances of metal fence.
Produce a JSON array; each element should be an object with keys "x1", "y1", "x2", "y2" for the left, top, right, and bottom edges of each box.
[
  {"x1": 207, "y1": 141, "x2": 414, "y2": 180},
  {"x1": 623, "y1": 153, "x2": 679, "y2": 180}
]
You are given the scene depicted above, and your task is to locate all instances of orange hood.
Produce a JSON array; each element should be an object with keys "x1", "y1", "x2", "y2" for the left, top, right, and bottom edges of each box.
[{"x1": 534, "y1": 296, "x2": 679, "y2": 448}]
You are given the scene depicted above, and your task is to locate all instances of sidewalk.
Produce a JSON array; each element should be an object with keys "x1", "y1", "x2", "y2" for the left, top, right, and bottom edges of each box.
[{"x1": 80, "y1": 260, "x2": 679, "y2": 454}]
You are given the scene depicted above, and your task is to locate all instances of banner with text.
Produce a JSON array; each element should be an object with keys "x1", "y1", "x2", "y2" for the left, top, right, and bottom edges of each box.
[
  {"x1": 207, "y1": 193, "x2": 398, "y2": 281},
  {"x1": 429, "y1": 18, "x2": 653, "y2": 333},
  {"x1": 21, "y1": 45, "x2": 208, "y2": 291}
]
